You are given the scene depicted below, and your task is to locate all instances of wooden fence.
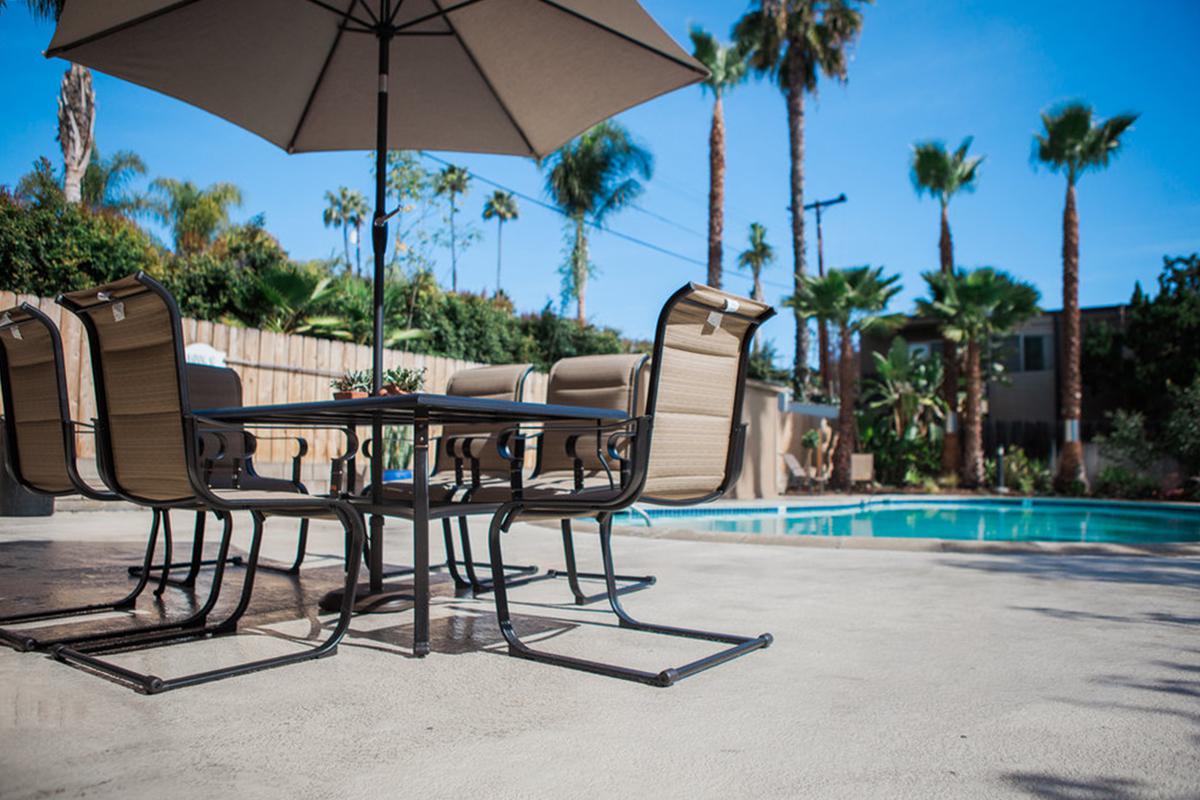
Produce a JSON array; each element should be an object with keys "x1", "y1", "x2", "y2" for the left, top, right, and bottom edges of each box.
[{"x1": 0, "y1": 291, "x2": 549, "y2": 475}]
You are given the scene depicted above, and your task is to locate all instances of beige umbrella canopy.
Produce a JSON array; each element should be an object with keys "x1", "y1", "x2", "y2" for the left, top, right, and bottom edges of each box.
[
  {"x1": 47, "y1": 0, "x2": 705, "y2": 599},
  {"x1": 47, "y1": 0, "x2": 705, "y2": 158}
]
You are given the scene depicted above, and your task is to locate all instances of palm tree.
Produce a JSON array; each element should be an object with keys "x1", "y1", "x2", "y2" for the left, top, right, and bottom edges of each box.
[
  {"x1": 918, "y1": 268, "x2": 1040, "y2": 487},
  {"x1": 735, "y1": 0, "x2": 870, "y2": 393},
  {"x1": 1034, "y1": 102, "x2": 1137, "y2": 490},
  {"x1": 434, "y1": 165, "x2": 471, "y2": 292},
  {"x1": 481, "y1": 189, "x2": 519, "y2": 293},
  {"x1": 737, "y1": 222, "x2": 775, "y2": 302},
  {"x1": 542, "y1": 121, "x2": 653, "y2": 324},
  {"x1": 691, "y1": 26, "x2": 748, "y2": 290},
  {"x1": 81, "y1": 148, "x2": 151, "y2": 216},
  {"x1": 1, "y1": 2, "x2": 95, "y2": 206},
  {"x1": 910, "y1": 136, "x2": 984, "y2": 477},
  {"x1": 150, "y1": 178, "x2": 243, "y2": 254},
  {"x1": 787, "y1": 265, "x2": 901, "y2": 489},
  {"x1": 322, "y1": 187, "x2": 368, "y2": 275}
]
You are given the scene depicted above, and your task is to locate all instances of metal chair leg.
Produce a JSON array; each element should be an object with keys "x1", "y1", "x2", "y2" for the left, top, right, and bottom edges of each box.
[
  {"x1": 442, "y1": 518, "x2": 472, "y2": 592},
  {"x1": 487, "y1": 510, "x2": 771, "y2": 687},
  {"x1": 51, "y1": 507, "x2": 365, "y2": 694},
  {"x1": 545, "y1": 518, "x2": 656, "y2": 605},
  {"x1": 0, "y1": 509, "x2": 164, "y2": 652},
  {"x1": 1, "y1": 512, "x2": 241, "y2": 653},
  {"x1": 454, "y1": 515, "x2": 545, "y2": 597},
  {"x1": 153, "y1": 511, "x2": 174, "y2": 597},
  {"x1": 256, "y1": 518, "x2": 309, "y2": 575},
  {"x1": 128, "y1": 511, "x2": 243, "y2": 586}
]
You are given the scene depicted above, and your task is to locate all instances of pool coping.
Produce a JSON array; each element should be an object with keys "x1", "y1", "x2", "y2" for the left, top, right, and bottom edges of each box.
[{"x1": 583, "y1": 493, "x2": 1200, "y2": 558}]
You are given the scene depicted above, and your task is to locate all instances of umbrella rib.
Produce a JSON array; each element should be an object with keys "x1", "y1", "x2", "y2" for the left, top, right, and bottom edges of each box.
[
  {"x1": 44, "y1": 0, "x2": 204, "y2": 57},
  {"x1": 534, "y1": 0, "x2": 708, "y2": 78},
  {"x1": 429, "y1": 0, "x2": 537, "y2": 157},
  {"x1": 287, "y1": 2, "x2": 359, "y2": 153},
  {"x1": 301, "y1": 0, "x2": 377, "y2": 28}
]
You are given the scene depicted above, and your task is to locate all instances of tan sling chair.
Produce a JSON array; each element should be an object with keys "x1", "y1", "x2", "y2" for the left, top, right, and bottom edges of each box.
[
  {"x1": 483, "y1": 283, "x2": 775, "y2": 686},
  {"x1": 0, "y1": 302, "x2": 198, "y2": 651},
  {"x1": 50, "y1": 273, "x2": 364, "y2": 694}
]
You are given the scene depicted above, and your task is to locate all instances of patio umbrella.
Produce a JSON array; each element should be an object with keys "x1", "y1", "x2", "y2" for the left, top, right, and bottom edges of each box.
[
  {"x1": 45, "y1": 0, "x2": 705, "y2": 599},
  {"x1": 45, "y1": 1, "x2": 704, "y2": 393}
]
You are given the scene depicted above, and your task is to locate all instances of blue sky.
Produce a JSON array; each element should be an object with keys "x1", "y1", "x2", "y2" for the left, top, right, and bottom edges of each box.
[{"x1": 2, "y1": 1, "x2": 1198, "y2": 367}]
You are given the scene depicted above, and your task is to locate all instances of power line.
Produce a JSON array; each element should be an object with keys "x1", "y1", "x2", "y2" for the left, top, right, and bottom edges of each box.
[{"x1": 418, "y1": 151, "x2": 795, "y2": 293}]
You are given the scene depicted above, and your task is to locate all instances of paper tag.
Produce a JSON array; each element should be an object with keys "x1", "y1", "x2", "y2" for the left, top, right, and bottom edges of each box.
[
  {"x1": 724, "y1": 299, "x2": 740, "y2": 313},
  {"x1": 112, "y1": 302, "x2": 125, "y2": 322},
  {"x1": 706, "y1": 310, "x2": 723, "y2": 329},
  {"x1": 10, "y1": 326, "x2": 21, "y2": 340}
]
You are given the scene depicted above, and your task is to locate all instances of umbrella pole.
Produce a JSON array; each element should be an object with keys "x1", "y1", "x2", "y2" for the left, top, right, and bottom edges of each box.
[{"x1": 368, "y1": 23, "x2": 391, "y2": 597}]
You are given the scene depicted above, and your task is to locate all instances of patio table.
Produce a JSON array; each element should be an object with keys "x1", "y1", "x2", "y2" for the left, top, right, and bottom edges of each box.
[{"x1": 195, "y1": 393, "x2": 627, "y2": 656}]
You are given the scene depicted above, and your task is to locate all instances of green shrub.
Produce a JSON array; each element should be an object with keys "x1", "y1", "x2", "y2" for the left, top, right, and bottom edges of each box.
[
  {"x1": 1094, "y1": 466, "x2": 1160, "y2": 499},
  {"x1": 0, "y1": 189, "x2": 160, "y2": 295},
  {"x1": 1163, "y1": 378, "x2": 1200, "y2": 476},
  {"x1": 997, "y1": 446, "x2": 1052, "y2": 495},
  {"x1": 1096, "y1": 409, "x2": 1157, "y2": 472}
]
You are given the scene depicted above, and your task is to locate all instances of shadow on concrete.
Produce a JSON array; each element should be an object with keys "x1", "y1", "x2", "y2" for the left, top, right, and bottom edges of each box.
[
  {"x1": 1001, "y1": 772, "x2": 1149, "y2": 800},
  {"x1": 938, "y1": 554, "x2": 1200, "y2": 591},
  {"x1": 1012, "y1": 605, "x2": 1200, "y2": 628}
]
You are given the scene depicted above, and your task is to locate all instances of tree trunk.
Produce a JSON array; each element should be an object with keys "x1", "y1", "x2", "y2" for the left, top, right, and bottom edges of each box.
[
  {"x1": 496, "y1": 219, "x2": 503, "y2": 293},
  {"x1": 784, "y1": 71, "x2": 810, "y2": 393},
  {"x1": 707, "y1": 94, "x2": 725, "y2": 289},
  {"x1": 57, "y1": 64, "x2": 95, "y2": 205},
  {"x1": 449, "y1": 199, "x2": 458, "y2": 292},
  {"x1": 961, "y1": 336, "x2": 984, "y2": 487},
  {"x1": 938, "y1": 202, "x2": 962, "y2": 477},
  {"x1": 1055, "y1": 176, "x2": 1087, "y2": 490},
  {"x1": 574, "y1": 217, "x2": 587, "y2": 324},
  {"x1": 342, "y1": 224, "x2": 351, "y2": 274},
  {"x1": 355, "y1": 223, "x2": 363, "y2": 277},
  {"x1": 831, "y1": 322, "x2": 856, "y2": 490}
]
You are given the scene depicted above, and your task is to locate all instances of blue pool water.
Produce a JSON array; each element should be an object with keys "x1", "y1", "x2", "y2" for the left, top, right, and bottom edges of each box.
[{"x1": 622, "y1": 499, "x2": 1200, "y2": 544}]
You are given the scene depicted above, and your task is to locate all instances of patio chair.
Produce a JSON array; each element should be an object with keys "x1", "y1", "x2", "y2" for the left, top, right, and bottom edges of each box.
[
  {"x1": 484, "y1": 283, "x2": 776, "y2": 686},
  {"x1": 508, "y1": 353, "x2": 657, "y2": 605},
  {"x1": 369, "y1": 363, "x2": 538, "y2": 594},
  {"x1": 128, "y1": 363, "x2": 315, "y2": 585},
  {"x1": 50, "y1": 273, "x2": 364, "y2": 693},
  {"x1": 0, "y1": 302, "x2": 218, "y2": 652}
]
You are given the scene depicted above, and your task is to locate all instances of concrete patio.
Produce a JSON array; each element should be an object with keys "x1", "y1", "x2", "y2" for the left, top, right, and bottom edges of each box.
[{"x1": 1, "y1": 508, "x2": 1197, "y2": 800}]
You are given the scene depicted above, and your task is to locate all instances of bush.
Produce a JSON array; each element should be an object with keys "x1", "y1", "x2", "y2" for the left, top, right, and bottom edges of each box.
[
  {"x1": 857, "y1": 412, "x2": 942, "y2": 487},
  {"x1": 1096, "y1": 409, "x2": 1156, "y2": 472},
  {"x1": 998, "y1": 446, "x2": 1052, "y2": 495},
  {"x1": 1163, "y1": 378, "x2": 1200, "y2": 476},
  {"x1": 1094, "y1": 466, "x2": 1160, "y2": 499},
  {"x1": 0, "y1": 190, "x2": 160, "y2": 295}
]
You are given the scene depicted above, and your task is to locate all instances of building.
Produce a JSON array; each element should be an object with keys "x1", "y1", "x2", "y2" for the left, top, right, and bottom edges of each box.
[{"x1": 861, "y1": 305, "x2": 1129, "y2": 460}]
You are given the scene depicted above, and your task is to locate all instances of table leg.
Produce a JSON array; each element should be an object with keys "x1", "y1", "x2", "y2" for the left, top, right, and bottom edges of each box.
[
  {"x1": 370, "y1": 414, "x2": 384, "y2": 593},
  {"x1": 412, "y1": 418, "x2": 430, "y2": 657}
]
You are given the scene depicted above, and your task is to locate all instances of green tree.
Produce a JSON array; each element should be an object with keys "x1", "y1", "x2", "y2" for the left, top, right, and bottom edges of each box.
[
  {"x1": 910, "y1": 136, "x2": 984, "y2": 477},
  {"x1": 690, "y1": 26, "x2": 748, "y2": 289},
  {"x1": 543, "y1": 121, "x2": 653, "y2": 324},
  {"x1": 735, "y1": 0, "x2": 871, "y2": 392},
  {"x1": 481, "y1": 189, "x2": 519, "y2": 293},
  {"x1": 864, "y1": 338, "x2": 946, "y2": 440},
  {"x1": 381, "y1": 151, "x2": 434, "y2": 272},
  {"x1": 81, "y1": 148, "x2": 151, "y2": 217},
  {"x1": 322, "y1": 186, "x2": 369, "y2": 276},
  {"x1": 433, "y1": 164, "x2": 471, "y2": 291},
  {"x1": 736, "y1": 222, "x2": 775, "y2": 302},
  {"x1": 1033, "y1": 101, "x2": 1137, "y2": 490},
  {"x1": 787, "y1": 265, "x2": 901, "y2": 488},
  {"x1": 918, "y1": 267, "x2": 1040, "y2": 487},
  {"x1": 149, "y1": 178, "x2": 244, "y2": 254}
]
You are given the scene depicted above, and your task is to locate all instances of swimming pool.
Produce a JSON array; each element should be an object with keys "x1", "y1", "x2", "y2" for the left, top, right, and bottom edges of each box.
[{"x1": 620, "y1": 498, "x2": 1200, "y2": 544}]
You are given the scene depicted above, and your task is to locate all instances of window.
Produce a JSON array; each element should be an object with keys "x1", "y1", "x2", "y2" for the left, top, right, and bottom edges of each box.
[
  {"x1": 1023, "y1": 335, "x2": 1046, "y2": 372},
  {"x1": 996, "y1": 335, "x2": 1021, "y2": 373}
]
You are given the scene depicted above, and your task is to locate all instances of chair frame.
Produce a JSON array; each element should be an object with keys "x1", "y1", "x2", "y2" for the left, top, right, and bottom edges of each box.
[
  {"x1": 485, "y1": 282, "x2": 775, "y2": 686},
  {"x1": 50, "y1": 273, "x2": 365, "y2": 694},
  {"x1": 0, "y1": 303, "x2": 231, "y2": 652}
]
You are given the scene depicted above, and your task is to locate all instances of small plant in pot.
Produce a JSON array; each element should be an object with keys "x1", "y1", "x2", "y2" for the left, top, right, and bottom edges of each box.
[
  {"x1": 379, "y1": 366, "x2": 425, "y2": 396},
  {"x1": 331, "y1": 369, "x2": 371, "y2": 400}
]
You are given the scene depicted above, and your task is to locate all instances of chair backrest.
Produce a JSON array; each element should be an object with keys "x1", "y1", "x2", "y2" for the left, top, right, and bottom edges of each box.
[
  {"x1": 58, "y1": 274, "x2": 197, "y2": 505},
  {"x1": 186, "y1": 363, "x2": 247, "y2": 486},
  {"x1": 442, "y1": 363, "x2": 533, "y2": 476},
  {"x1": 537, "y1": 353, "x2": 648, "y2": 477},
  {"x1": 640, "y1": 283, "x2": 774, "y2": 504},
  {"x1": 0, "y1": 304, "x2": 77, "y2": 495}
]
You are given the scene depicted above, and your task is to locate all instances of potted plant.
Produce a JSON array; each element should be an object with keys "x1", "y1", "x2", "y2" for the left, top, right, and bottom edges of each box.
[
  {"x1": 379, "y1": 366, "x2": 425, "y2": 396},
  {"x1": 331, "y1": 368, "x2": 371, "y2": 400}
]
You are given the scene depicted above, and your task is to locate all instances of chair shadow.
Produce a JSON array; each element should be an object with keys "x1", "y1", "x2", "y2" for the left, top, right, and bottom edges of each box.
[{"x1": 938, "y1": 553, "x2": 1200, "y2": 591}]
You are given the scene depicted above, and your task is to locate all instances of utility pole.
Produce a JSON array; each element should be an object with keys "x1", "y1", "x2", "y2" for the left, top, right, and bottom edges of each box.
[{"x1": 804, "y1": 193, "x2": 847, "y2": 398}]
